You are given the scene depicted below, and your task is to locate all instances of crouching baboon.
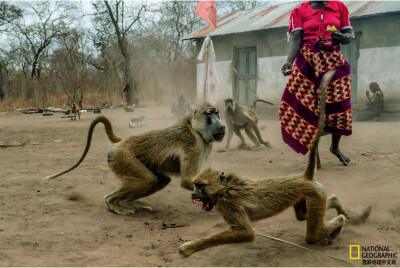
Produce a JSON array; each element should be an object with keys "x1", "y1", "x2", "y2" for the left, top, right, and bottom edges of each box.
[
  {"x1": 179, "y1": 71, "x2": 371, "y2": 257},
  {"x1": 218, "y1": 98, "x2": 271, "y2": 152},
  {"x1": 71, "y1": 103, "x2": 81, "y2": 121},
  {"x1": 45, "y1": 104, "x2": 225, "y2": 216}
]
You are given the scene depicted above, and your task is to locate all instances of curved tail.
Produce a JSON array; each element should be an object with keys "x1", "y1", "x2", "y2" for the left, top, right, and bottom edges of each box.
[
  {"x1": 304, "y1": 70, "x2": 336, "y2": 180},
  {"x1": 44, "y1": 116, "x2": 122, "y2": 180},
  {"x1": 253, "y1": 98, "x2": 274, "y2": 111}
]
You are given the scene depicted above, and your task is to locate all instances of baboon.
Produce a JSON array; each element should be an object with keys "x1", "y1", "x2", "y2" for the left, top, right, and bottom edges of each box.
[
  {"x1": 45, "y1": 104, "x2": 225, "y2": 216},
  {"x1": 71, "y1": 103, "x2": 81, "y2": 121},
  {"x1": 179, "y1": 71, "x2": 371, "y2": 257},
  {"x1": 219, "y1": 98, "x2": 271, "y2": 152}
]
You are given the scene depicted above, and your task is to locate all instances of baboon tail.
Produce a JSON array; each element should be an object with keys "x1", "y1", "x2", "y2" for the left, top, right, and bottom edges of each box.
[
  {"x1": 253, "y1": 98, "x2": 274, "y2": 111},
  {"x1": 254, "y1": 98, "x2": 274, "y2": 106},
  {"x1": 304, "y1": 70, "x2": 335, "y2": 180},
  {"x1": 44, "y1": 116, "x2": 122, "y2": 180}
]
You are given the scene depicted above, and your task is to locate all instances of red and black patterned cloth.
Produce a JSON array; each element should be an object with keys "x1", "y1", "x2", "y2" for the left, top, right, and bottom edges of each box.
[{"x1": 279, "y1": 36, "x2": 352, "y2": 155}]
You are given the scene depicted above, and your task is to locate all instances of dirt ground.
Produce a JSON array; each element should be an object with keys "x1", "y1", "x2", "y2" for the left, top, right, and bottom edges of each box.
[{"x1": 0, "y1": 106, "x2": 399, "y2": 267}]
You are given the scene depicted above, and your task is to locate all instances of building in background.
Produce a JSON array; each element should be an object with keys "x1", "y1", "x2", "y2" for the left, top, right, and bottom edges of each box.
[{"x1": 183, "y1": 1, "x2": 400, "y2": 111}]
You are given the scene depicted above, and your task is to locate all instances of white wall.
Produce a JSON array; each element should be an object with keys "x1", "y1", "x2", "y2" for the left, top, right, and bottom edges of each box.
[
  {"x1": 357, "y1": 46, "x2": 400, "y2": 104},
  {"x1": 257, "y1": 56, "x2": 289, "y2": 102}
]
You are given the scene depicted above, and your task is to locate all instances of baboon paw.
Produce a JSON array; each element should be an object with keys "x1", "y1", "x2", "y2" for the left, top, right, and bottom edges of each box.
[
  {"x1": 238, "y1": 144, "x2": 251, "y2": 150},
  {"x1": 263, "y1": 142, "x2": 272, "y2": 148},
  {"x1": 320, "y1": 239, "x2": 334, "y2": 246},
  {"x1": 135, "y1": 205, "x2": 153, "y2": 212},
  {"x1": 178, "y1": 241, "x2": 195, "y2": 258}
]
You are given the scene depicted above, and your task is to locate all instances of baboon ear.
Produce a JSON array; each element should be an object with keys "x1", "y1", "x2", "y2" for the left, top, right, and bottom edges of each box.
[{"x1": 219, "y1": 171, "x2": 228, "y2": 186}]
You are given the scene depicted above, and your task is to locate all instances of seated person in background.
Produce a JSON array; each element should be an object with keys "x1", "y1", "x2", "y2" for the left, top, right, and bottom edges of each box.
[
  {"x1": 171, "y1": 94, "x2": 191, "y2": 118},
  {"x1": 356, "y1": 82, "x2": 384, "y2": 121}
]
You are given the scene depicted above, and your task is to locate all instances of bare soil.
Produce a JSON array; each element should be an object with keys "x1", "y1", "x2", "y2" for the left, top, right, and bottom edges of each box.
[{"x1": 0, "y1": 106, "x2": 399, "y2": 267}]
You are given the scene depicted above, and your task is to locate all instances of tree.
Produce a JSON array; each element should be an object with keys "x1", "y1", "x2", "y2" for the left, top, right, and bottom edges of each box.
[
  {"x1": 52, "y1": 29, "x2": 89, "y2": 106},
  {"x1": 92, "y1": 1, "x2": 146, "y2": 106},
  {"x1": 10, "y1": 1, "x2": 78, "y2": 100}
]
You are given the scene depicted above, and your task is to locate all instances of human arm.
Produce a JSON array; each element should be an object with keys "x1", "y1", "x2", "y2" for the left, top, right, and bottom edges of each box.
[{"x1": 282, "y1": 30, "x2": 303, "y2": 76}]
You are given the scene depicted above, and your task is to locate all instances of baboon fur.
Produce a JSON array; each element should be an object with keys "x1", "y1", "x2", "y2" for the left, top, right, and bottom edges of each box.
[
  {"x1": 179, "y1": 71, "x2": 370, "y2": 257},
  {"x1": 71, "y1": 103, "x2": 81, "y2": 121},
  {"x1": 45, "y1": 104, "x2": 225, "y2": 216},
  {"x1": 220, "y1": 98, "x2": 271, "y2": 152}
]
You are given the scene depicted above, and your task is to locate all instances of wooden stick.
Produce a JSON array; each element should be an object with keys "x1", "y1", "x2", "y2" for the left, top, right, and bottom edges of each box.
[{"x1": 0, "y1": 140, "x2": 30, "y2": 148}]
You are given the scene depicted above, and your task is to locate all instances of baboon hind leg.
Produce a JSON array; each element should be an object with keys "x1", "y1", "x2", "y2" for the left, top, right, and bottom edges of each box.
[
  {"x1": 106, "y1": 156, "x2": 169, "y2": 216},
  {"x1": 252, "y1": 124, "x2": 271, "y2": 148},
  {"x1": 244, "y1": 127, "x2": 261, "y2": 148},
  {"x1": 327, "y1": 195, "x2": 372, "y2": 225},
  {"x1": 326, "y1": 195, "x2": 350, "y2": 219},
  {"x1": 305, "y1": 191, "x2": 345, "y2": 244}
]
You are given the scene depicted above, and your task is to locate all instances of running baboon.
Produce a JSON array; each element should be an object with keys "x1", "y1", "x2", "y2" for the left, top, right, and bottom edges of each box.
[
  {"x1": 45, "y1": 104, "x2": 225, "y2": 216},
  {"x1": 71, "y1": 103, "x2": 81, "y2": 121},
  {"x1": 219, "y1": 98, "x2": 271, "y2": 152},
  {"x1": 179, "y1": 71, "x2": 371, "y2": 257}
]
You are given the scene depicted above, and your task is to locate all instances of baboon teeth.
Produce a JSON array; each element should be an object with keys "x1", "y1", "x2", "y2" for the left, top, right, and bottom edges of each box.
[{"x1": 192, "y1": 199, "x2": 201, "y2": 203}]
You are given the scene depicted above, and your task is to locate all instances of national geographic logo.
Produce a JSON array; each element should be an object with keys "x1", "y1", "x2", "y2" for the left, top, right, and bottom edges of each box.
[{"x1": 350, "y1": 245, "x2": 398, "y2": 265}]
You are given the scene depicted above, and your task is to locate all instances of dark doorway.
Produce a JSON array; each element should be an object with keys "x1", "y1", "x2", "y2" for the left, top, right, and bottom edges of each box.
[{"x1": 234, "y1": 47, "x2": 257, "y2": 106}]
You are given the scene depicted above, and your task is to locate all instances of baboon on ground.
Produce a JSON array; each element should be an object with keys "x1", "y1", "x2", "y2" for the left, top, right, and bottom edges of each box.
[
  {"x1": 218, "y1": 98, "x2": 271, "y2": 152},
  {"x1": 179, "y1": 71, "x2": 371, "y2": 257},
  {"x1": 45, "y1": 104, "x2": 225, "y2": 216},
  {"x1": 71, "y1": 103, "x2": 81, "y2": 121}
]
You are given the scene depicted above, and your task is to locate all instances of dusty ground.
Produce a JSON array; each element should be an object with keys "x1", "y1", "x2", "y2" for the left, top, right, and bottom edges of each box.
[{"x1": 0, "y1": 106, "x2": 399, "y2": 267}]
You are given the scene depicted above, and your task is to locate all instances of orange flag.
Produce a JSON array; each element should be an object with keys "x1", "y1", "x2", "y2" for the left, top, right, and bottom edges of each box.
[{"x1": 194, "y1": 0, "x2": 217, "y2": 28}]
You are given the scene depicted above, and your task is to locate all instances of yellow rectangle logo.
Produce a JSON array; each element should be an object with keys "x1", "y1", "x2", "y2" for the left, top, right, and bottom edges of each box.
[{"x1": 350, "y1": 245, "x2": 360, "y2": 259}]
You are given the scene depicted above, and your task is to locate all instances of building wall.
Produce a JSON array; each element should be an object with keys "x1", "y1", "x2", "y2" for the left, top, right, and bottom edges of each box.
[
  {"x1": 352, "y1": 14, "x2": 400, "y2": 104},
  {"x1": 196, "y1": 28, "x2": 290, "y2": 105}
]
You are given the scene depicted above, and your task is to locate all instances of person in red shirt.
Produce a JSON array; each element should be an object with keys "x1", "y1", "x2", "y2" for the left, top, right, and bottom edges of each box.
[{"x1": 280, "y1": 1, "x2": 353, "y2": 168}]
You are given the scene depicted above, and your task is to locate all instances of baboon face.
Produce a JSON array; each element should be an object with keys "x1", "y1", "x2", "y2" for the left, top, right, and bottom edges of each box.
[
  {"x1": 192, "y1": 105, "x2": 225, "y2": 143},
  {"x1": 72, "y1": 103, "x2": 76, "y2": 109},
  {"x1": 191, "y1": 169, "x2": 228, "y2": 211},
  {"x1": 224, "y1": 98, "x2": 235, "y2": 113}
]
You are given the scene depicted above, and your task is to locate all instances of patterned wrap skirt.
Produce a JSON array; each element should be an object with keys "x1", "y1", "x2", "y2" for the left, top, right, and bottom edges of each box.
[{"x1": 279, "y1": 36, "x2": 352, "y2": 155}]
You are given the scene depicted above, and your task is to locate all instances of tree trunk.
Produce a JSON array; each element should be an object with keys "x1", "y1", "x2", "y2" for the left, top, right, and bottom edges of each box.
[{"x1": 123, "y1": 50, "x2": 134, "y2": 106}]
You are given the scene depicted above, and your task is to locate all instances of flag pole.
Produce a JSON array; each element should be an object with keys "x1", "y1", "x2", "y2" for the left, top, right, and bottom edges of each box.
[{"x1": 202, "y1": 35, "x2": 210, "y2": 103}]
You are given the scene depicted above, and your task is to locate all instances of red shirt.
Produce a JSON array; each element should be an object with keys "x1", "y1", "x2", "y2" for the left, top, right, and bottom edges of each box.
[{"x1": 288, "y1": 1, "x2": 352, "y2": 42}]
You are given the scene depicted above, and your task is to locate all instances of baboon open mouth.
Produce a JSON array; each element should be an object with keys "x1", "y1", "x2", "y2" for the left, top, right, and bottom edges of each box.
[{"x1": 192, "y1": 198, "x2": 214, "y2": 211}]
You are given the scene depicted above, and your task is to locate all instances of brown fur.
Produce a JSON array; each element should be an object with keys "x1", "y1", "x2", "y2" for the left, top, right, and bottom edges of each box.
[
  {"x1": 45, "y1": 104, "x2": 225, "y2": 216},
  {"x1": 219, "y1": 98, "x2": 270, "y2": 152},
  {"x1": 71, "y1": 103, "x2": 81, "y2": 121},
  {"x1": 179, "y1": 71, "x2": 370, "y2": 257}
]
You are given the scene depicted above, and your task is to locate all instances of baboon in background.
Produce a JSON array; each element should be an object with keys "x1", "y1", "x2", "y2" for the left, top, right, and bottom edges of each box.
[
  {"x1": 71, "y1": 103, "x2": 81, "y2": 121},
  {"x1": 45, "y1": 104, "x2": 225, "y2": 216},
  {"x1": 179, "y1": 70, "x2": 371, "y2": 257},
  {"x1": 219, "y1": 98, "x2": 271, "y2": 152}
]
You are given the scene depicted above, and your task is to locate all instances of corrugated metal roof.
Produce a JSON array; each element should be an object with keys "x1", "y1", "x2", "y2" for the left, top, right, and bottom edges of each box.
[{"x1": 183, "y1": 1, "x2": 400, "y2": 40}]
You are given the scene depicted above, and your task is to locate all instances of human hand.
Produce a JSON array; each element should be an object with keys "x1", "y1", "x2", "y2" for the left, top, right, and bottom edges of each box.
[
  {"x1": 281, "y1": 62, "x2": 293, "y2": 76},
  {"x1": 331, "y1": 32, "x2": 349, "y2": 44},
  {"x1": 366, "y1": 90, "x2": 370, "y2": 97}
]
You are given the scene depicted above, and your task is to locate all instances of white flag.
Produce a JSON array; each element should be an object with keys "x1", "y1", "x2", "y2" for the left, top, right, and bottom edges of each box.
[{"x1": 198, "y1": 36, "x2": 219, "y2": 105}]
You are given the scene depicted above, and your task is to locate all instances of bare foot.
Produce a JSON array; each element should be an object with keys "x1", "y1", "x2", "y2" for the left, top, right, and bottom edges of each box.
[{"x1": 330, "y1": 147, "x2": 350, "y2": 165}]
